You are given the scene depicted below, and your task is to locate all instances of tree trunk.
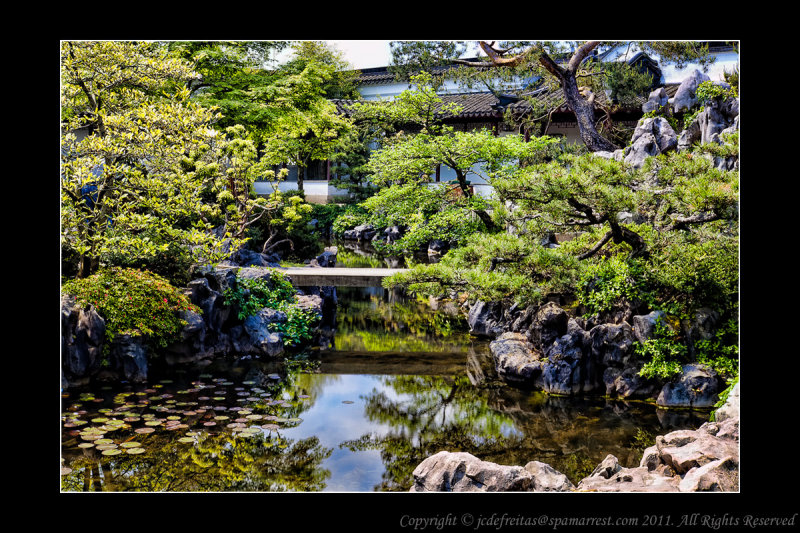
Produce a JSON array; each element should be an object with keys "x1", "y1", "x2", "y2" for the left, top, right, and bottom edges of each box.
[
  {"x1": 297, "y1": 165, "x2": 305, "y2": 192},
  {"x1": 561, "y1": 73, "x2": 619, "y2": 153}
]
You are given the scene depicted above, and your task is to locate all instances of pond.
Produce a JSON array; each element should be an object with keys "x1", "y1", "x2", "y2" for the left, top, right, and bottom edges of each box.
[{"x1": 60, "y1": 279, "x2": 708, "y2": 492}]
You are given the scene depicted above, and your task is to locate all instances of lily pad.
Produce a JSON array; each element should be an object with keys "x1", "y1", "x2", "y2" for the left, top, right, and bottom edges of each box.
[
  {"x1": 101, "y1": 449, "x2": 122, "y2": 456},
  {"x1": 177, "y1": 437, "x2": 195, "y2": 444},
  {"x1": 120, "y1": 442, "x2": 142, "y2": 449},
  {"x1": 77, "y1": 443, "x2": 95, "y2": 449},
  {"x1": 135, "y1": 427, "x2": 156, "y2": 434},
  {"x1": 61, "y1": 466, "x2": 73, "y2": 476},
  {"x1": 125, "y1": 448, "x2": 146, "y2": 454}
]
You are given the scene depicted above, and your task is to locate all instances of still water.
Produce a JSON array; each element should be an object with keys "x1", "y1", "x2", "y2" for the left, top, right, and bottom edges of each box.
[{"x1": 60, "y1": 285, "x2": 707, "y2": 492}]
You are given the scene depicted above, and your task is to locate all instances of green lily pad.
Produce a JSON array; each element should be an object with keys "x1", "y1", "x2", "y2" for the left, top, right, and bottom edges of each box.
[
  {"x1": 77, "y1": 443, "x2": 95, "y2": 449},
  {"x1": 96, "y1": 444, "x2": 118, "y2": 451},
  {"x1": 120, "y1": 442, "x2": 142, "y2": 449},
  {"x1": 101, "y1": 449, "x2": 122, "y2": 456},
  {"x1": 91, "y1": 417, "x2": 109, "y2": 423},
  {"x1": 125, "y1": 448, "x2": 146, "y2": 454},
  {"x1": 177, "y1": 437, "x2": 195, "y2": 444},
  {"x1": 144, "y1": 420, "x2": 162, "y2": 426},
  {"x1": 95, "y1": 438, "x2": 114, "y2": 445}
]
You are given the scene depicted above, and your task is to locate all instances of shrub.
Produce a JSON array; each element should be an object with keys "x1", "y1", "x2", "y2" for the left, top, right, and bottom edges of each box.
[
  {"x1": 635, "y1": 321, "x2": 687, "y2": 380},
  {"x1": 62, "y1": 267, "x2": 200, "y2": 349},
  {"x1": 576, "y1": 255, "x2": 651, "y2": 316}
]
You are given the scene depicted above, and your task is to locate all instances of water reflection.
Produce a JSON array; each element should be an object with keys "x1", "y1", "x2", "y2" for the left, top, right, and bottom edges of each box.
[{"x1": 61, "y1": 285, "x2": 706, "y2": 492}]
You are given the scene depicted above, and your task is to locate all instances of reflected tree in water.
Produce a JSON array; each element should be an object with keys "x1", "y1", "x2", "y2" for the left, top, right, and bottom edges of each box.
[{"x1": 61, "y1": 430, "x2": 332, "y2": 492}]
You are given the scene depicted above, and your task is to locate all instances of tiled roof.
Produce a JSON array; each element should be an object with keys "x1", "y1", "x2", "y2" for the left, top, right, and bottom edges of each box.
[{"x1": 332, "y1": 84, "x2": 680, "y2": 121}]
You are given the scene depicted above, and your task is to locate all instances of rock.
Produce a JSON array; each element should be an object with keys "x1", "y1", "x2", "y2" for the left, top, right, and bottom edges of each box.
[
  {"x1": 713, "y1": 381, "x2": 740, "y2": 422},
  {"x1": 624, "y1": 117, "x2": 678, "y2": 168},
  {"x1": 529, "y1": 302, "x2": 569, "y2": 350},
  {"x1": 603, "y1": 362, "x2": 659, "y2": 399},
  {"x1": 523, "y1": 461, "x2": 575, "y2": 492},
  {"x1": 670, "y1": 69, "x2": 711, "y2": 113},
  {"x1": 678, "y1": 456, "x2": 739, "y2": 492},
  {"x1": 656, "y1": 363, "x2": 722, "y2": 409},
  {"x1": 641, "y1": 87, "x2": 669, "y2": 113},
  {"x1": 108, "y1": 333, "x2": 149, "y2": 383},
  {"x1": 489, "y1": 332, "x2": 543, "y2": 384},
  {"x1": 384, "y1": 225, "x2": 403, "y2": 243},
  {"x1": 310, "y1": 246, "x2": 337, "y2": 268},
  {"x1": 343, "y1": 224, "x2": 376, "y2": 242},
  {"x1": 242, "y1": 308, "x2": 287, "y2": 357},
  {"x1": 427, "y1": 239, "x2": 449, "y2": 256},
  {"x1": 632, "y1": 310, "x2": 667, "y2": 344},
  {"x1": 468, "y1": 300, "x2": 505, "y2": 338},
  {"x1": 589, "y1": 322, "x2": 634, "y2": 368},
  {"x1": 229, "y1": 248, "x2": 281, "y2": 268},
  {"x1": 409, "y1": 451, "x2": 573, "y2": 492},
  {"x1": 61, "y1": 295, "x2": 106, "y2": 384},
  {"x1": 587, "y1": 454, "x2": 623, "y2": 479}
]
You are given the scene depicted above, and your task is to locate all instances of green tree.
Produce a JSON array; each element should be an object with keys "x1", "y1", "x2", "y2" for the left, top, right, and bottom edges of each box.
[
  {"x1": 259, "y1": 44, "x2": 356, "y2": 191},
  {"x1": 61, "y1": 41, "x2": 240, "y2": 278}
]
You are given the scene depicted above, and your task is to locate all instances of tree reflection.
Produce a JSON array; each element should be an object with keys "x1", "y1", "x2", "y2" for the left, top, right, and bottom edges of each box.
[
  {"x1": 340, "y1": 374, "x2": 524, "y2": 491},
  {"x1": 61, "y1": 429, "x2": 332, "y2": 492}
]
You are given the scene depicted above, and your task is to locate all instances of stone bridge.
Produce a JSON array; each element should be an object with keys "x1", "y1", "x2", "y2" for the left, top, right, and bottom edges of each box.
[{"x1": 279, "y1": 267, "x2": 408, "y2": 287}]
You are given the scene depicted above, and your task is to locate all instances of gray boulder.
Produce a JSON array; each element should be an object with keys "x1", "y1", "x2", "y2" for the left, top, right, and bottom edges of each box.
[
  {"x1": 61, "y1": 295, "x2": 106, "y2": 384},
  {"x1": 242, "y1": 308, "x2": 287, "y2": 357},
  {"x1": 528, "y1": 301, "x2": 569, "y2": 350},
  {"x1": 656, "y1": 363, "x2": 722, "y2": 408},
  {"x1": 589, "y1": 322, "x2": 635, "y2": 368},
  {"x1": 670, "y1": 69, "x2": 711, "y2": 113},
  {"x1": 108, "y1": 333, "x2": 149, "y2": 383},
  {"x1": 632, "y1": 310, "x2": 667, "y2": 344},
  {"x1": 409, "y1": 451, "x2": 574, "y2": 492},
  {"x1": 641, "y1": 87, "x2": 669, "y2": 113},
  {"x1": 310, "y1": 246, "x2": 337, "y2": 268},
  {"x1": 489, "y1": 332, "x2": 543, "y2": 384},
  {"x1": 468, "y1": 300, "x2": 505, "y2": 338},
  {"x1": 624, "y1": 117, "x2": 678, "y2": 169}
]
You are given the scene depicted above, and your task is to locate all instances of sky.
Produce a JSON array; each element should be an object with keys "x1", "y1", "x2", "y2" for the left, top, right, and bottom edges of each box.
[{"x1": 324, "y1": 40, "x2": 394, "y2": 69}]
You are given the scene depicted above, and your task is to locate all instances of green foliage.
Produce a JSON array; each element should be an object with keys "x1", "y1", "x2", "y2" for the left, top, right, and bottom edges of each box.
[
  {"x1": 576, "y1": 255, "x2": 650, "y2": 315},
  {"x1": 602, "y1": 61, "x2": 655, "y2": 105},
  {"x1": 62, "y1": 267, "x2": 200, "y2": 349},
  {"x1": 331, "y1": 204, "x2": 370, "y2": 237},
  {"x1": 635, "y1": 321, "x2": 687, "y2": 380},
  {"x1": 694, "y1": 317, "x2": 739, "y2": 378},
  {"x1": 223, "y1": 271, "x2": 298, "y2": 321},
  {"x1": 61, "y1": 41, "x2": 246, "y2": 277},
  {"x1": 222, "y1": 271, "x2": 318, "y2": 347}
]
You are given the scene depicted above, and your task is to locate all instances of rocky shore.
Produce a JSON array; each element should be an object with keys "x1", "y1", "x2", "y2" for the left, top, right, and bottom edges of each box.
[
  {"x1": 61, "y1": 248, "x2": 338, "y2": 388},
  {"x1": 410, "y1": 380, "x2": 739, "y2": 492}
]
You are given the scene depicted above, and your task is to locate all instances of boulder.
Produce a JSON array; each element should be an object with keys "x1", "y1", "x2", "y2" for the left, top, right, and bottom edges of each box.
[
  {"x1": 310, "y1": 246, "x2": 337, "y2": 268},
  {"x1": 670, "y1": 69, "x2": 711, "y2": 113},
  {"x1": 409, "y1": 451, "x2": 574, "y2": 492},
  {"x1": 624, "y1": 117, "x2": 678, "y2": 168},
  {"x1": 528, "y1": 302, "x2": 569, "y2": 350},
  {"x1": 61, "y1": 295, "x2": 106, "y2": 384},
  {"x1": 632, "y1": 310, "x2": 667, "y2": 344},
  {"x1": 641, "y1": 87, "x2": 669, "y2": 113},
  {"x1": 489, "y1": 332, "x2": 543, "y2": 384},
  {"x1": 656, "y1": 363, "x2": 722, "y2": 409},
  {"x1": 242, "y1": 308, "x2": 287, "y2": 357},
  {"x1": 108, "y1": 333, "x2": 149, "y2": 383},
  {"x1": 468, "y1": 300, "x2": 505, "y2": 338},
  {"x1": 589, "y1": 322, "x2": 635, "y2": 368},
  {"x1": 343, "y1": 224, "x2": 376, "y2": 241}
]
